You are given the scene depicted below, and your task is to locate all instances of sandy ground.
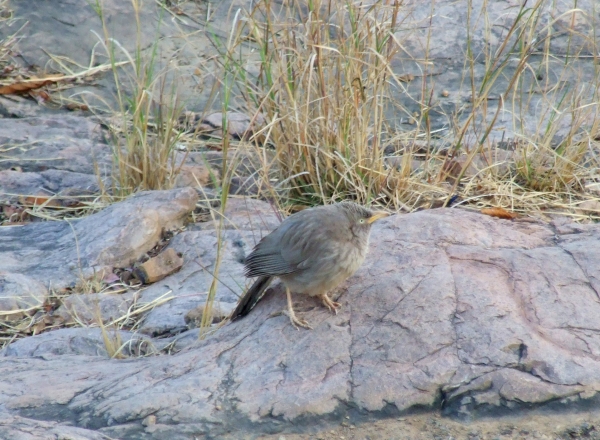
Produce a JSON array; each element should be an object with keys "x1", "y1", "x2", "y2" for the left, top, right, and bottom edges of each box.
[{"x1": 258, "y1": 410, "x2": 600, "y2": 440}]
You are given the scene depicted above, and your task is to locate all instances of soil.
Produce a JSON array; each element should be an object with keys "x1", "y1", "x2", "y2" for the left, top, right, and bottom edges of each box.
[{"x1": 258, "y1": 411, "x2": 600, "y2": 440}]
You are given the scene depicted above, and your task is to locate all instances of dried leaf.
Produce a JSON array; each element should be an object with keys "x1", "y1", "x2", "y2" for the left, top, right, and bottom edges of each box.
[
  {"x1": 19, "y1": 195, "x2": 62, "y2": 208},
  {"x1": 0, "y1": 75, "x2": 65, "y2": 95},
  {"x1": 481, "y1": 207, "x2": 518, "y2": 220}
]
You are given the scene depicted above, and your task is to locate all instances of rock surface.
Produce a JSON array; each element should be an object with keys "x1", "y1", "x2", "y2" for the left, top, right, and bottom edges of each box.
[
  {"x1": 1, "y1": 0, "x2": 596, "y2": 141},
  {"x1": 391, "y1": 0, "x2": 599, "y2": 141},
  {"x1": 0, "y1": 187, "x2": 198, "y2": 290},
  {"x1": 0, "y1": 114, "x2": 111, "y2": 174},
  {"x1": 2, "y1": 207, "x2": 600, "y2": 438},
  {"x1": 137, "y1": 198, "x2": 279, "y2": 336},
  {"x1": 54, "y1": 290, "x2": 137, "y2": 327},
  {"x1": 2, "y1": 327, "x2": 156, "y2": 358},
  {"x1": 1, "y1": 0, "x2": 600, "y2": 437},
  {"x1": 0, "y1": 0, "x2": 216, "y2": 112},
  {"x1": 0, "y1": 168, "x2": 101, "y2": 203}
]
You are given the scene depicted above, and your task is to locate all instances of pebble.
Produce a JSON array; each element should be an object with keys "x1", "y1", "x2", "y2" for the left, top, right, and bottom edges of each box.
[{"x1": 142, "y1": 415, "x2": 156, "y2": 426}]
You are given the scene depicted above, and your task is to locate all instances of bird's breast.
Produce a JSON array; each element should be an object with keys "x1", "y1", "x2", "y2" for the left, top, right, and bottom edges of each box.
[{"x1": 281, "y1": 237, "x2": 368, "y2": 296}]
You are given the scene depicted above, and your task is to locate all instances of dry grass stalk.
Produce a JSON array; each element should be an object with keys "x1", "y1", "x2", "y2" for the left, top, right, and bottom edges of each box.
[
  {"x1": 204, "y1": 0, "x2": 599, "y2": 219},
  {"x1": 88, "y1": 0, "x2": 186, "y2": 197},
  {"x1": 215, "y1": 0, "x2": 421, "y2": 207}
]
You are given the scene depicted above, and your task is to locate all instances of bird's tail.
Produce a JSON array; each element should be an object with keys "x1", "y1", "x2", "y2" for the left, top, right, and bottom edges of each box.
[{"x1": 230, "y1": 276, "x2": 273, "y2": 321}]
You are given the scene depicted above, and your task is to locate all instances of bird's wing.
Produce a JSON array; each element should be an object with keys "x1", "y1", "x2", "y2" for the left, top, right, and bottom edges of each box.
[
  {"x1": 244, "y1": 208, "x2": 344, "y2": 277},
  {"x1": 244, "y1": 217, "x2": 308, "y2": 277}
]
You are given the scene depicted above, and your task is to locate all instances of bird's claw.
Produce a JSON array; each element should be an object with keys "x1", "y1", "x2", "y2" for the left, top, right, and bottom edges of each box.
[
  {"x1": 321, "y1": 295, "x2": 342, "y2": 315},
  {"x1": 282, "y1": 309, "x2": 313, "y2": 330}
]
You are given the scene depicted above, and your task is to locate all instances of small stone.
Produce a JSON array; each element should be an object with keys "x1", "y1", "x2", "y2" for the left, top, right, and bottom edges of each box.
[
  {"x1": 133, "y1": 248, "x2": 184, "y2": 284},
  {"x1": 215, "y1": 405, "x2": 222, "y2": 410},
  {"x1": 441, "y1": 90, "x2": 450, "y2": 97},
  {"x1": 142, "y1": 415, "x2": 156, "y2": 426}
]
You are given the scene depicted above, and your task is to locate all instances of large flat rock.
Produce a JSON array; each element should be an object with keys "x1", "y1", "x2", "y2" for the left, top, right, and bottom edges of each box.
[
  {"x1": 0, "y1": 187, "x2": 198, "y2": 290},
  {"x1": 2, "y1": 208, "x2": 600, "y2": 438}
]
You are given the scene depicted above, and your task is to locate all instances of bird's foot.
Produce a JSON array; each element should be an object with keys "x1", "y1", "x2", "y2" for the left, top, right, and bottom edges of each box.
[
  {"x1": 282, "y1": 309, "x2": 313, "y2": 330},
  {"x1": 320, "y1": 294, "x2": 341, "y2": 315},
  {"x1": 283, "y1": 287, "x2": 312, "y2": 330}
]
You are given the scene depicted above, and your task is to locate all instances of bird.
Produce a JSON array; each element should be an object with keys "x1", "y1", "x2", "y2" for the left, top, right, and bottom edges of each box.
[{"x1": 230, "y1": 202, "x2": 389, "y2": 329}]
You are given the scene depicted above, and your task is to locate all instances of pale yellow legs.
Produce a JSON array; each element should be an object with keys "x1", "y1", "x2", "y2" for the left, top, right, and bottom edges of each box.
[
  {"x1": 320, "y1": 293, "x2": 341, "y2": 314},
  {"x1": 281, "y1": 289, "x2": 341, "y2": 330},
  {"x1": 283, "y1": 287, "x2": 312, "y2": 330}
]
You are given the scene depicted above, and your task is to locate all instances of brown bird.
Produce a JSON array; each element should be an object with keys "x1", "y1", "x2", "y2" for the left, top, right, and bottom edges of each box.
[{"x1": 230, "y1": 202, "x2": 389, "y2": 329}]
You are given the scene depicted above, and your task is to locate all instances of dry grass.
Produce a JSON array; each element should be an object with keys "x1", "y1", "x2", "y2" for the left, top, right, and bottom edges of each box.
[
  {"x1": 214, "y1": 0, "x2": 412, "y2": 206},
  {"x1": 205, "y1": 0, "x2": 600, "y2": 221},
  {"x1": 0, "y1": 0, "x2": 186, "y2": 353},
  {"x1": 0, "y1": 278, "x2": 173, "y2": 354},
  {"x1": 0, "y1": 194, "x2": 111, "y2": 226},
  {"x1": 88, "y1": 0, "x2": 186, "y2": 197},
  {"x1": 0, "y1": 0, "x2": 15, "y2": 67}
]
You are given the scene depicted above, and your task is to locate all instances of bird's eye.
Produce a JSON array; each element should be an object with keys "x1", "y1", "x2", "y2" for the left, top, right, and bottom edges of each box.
[{"x1": 359, "y1": 218, "x2": 365, "y2": 224}]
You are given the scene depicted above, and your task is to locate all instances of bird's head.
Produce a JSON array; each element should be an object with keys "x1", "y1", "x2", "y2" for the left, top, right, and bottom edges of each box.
[{"x1": 338, "y1": 202, "x2": 390, "y2": 235}]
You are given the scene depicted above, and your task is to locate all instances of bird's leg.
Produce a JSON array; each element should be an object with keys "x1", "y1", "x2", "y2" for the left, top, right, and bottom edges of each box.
[
  {"x1": 320, "y1": 293, "x2": 341, "y2": 314},
  {"x1": 282, "y1": 287, "x2": 312, "y2": 330}
]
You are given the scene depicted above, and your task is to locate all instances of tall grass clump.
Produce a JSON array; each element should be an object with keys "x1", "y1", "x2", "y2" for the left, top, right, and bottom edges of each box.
[
  {"x1": 452, "y1": 0, "x2": 600, "y2": 216},
  {"x1": 214, "y1": 0, "x2": 600, "y2": 218},
  {"x1": 91, "y1": 0, "x2": 184, "y2": 197},
  {"x1": 217, "y1": 0, "x2": 418, "y2": 207}
]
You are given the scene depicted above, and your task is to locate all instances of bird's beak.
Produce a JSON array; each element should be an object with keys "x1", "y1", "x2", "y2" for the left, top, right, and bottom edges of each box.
[{"x1": 367, "y1": 211, "x2": 390, "y2": 224}]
